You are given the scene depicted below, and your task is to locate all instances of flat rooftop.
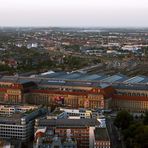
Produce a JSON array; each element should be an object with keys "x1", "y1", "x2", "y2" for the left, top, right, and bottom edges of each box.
[
  {"x1": 1, "y1": 73, "x2": 148, "y2": 90},
  {"x1": 0, "y1": 113, "x2": 23, "y2": 125},
  {"x1": 39, "y1": 72, "x2": 67, "y2": 78},
  {"x1": 37, "y1": 118, "x2": 100, "y2": 127},
  {"x1": 101, "y1": 74, "x2": 128, "y2": 83},
  {"x1": 51, "y1": 110, "x2": 65, "y2": 116},
  {"x1": 113, "y1": 83, "x2": 148, "y2": 90},
  {"x1": 124, "y1": 76, "x2": 145, "y2": 83},
  {"x1": 0, "y1": 107, "x2": 41, "y2": 125},
  {"x1": 39, "y1": 79, "x2": 110, "y2": 88}
]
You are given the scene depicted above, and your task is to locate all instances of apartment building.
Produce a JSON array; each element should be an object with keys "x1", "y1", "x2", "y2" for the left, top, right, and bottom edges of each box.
[
  {"x1": 94, "y1": 128, "x2": 110, "y2": 148},
  {"x1": 35, "y1": 118, "x2": 100, "y2": 148}
]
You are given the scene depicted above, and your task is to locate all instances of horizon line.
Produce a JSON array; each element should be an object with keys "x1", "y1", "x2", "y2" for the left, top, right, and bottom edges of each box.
[{"x1": 0, "y1": 25, "x2": 148, "y2": 29}]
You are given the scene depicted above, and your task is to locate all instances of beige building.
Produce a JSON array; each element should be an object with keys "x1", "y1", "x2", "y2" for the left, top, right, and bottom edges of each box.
[{"x1": 112, "y1": 85, "x2": 148, "y2": 112}]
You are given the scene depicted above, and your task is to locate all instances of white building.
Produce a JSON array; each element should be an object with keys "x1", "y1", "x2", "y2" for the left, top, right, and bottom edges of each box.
[
  {"x1": 121, "y1": 45, "x2": 140, "y2": 51},
  {"x1": 0, "y1": 107, "x2": 46, "y2": 142},
  {"x1": 47, "y1": 110, "x2": 68, "y2": 119},
  {"x1": 0, "y1": 105, "x2": 38, "y2": 115},
  {"x1": 60, "y1": 108, "x2": 92, "y2": 119},
  {"x1": 27, "y1": 43, "x2": 38, "y2": 49}
]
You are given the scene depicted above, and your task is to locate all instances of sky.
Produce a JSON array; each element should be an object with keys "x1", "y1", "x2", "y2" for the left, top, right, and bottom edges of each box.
[{"x1": 0, "y1": 0, "x2": 148, "y2": 27}]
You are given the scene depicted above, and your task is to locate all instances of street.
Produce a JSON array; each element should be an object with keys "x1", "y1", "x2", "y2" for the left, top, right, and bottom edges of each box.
[{"x1": 106, "y1": 117, "x2": 125, "y2": 148}]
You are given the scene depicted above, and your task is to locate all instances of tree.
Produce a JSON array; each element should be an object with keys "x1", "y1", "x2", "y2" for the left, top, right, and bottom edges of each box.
[
  {"x1": 135, "y1": 125, "x2": 148, "y2": 148},
  {"x1": 140, "y1": 114, "x2": 144, "y2": 119},
  {"x1": 143, "y1": 112, "x2": 148, "y2": 125},
  {"x1": 0, "y1": 64, "x2": 14, "y2": 73},
  {"x1": 114, "y1": 110, "x2": 133, "y2": 130}
]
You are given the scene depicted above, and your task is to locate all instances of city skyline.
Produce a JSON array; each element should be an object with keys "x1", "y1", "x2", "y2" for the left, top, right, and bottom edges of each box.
[{"x1": 0, "y1": 0, "x2": 148, "y2": 27}]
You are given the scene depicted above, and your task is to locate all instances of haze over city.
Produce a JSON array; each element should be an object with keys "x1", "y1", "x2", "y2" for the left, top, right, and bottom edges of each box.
[
  {"x1": 0, "y1": 1, "x2": 148, "y2": 148},
  {"x1": 0, "y1": 0, "x2": 148, "y2": 27}
]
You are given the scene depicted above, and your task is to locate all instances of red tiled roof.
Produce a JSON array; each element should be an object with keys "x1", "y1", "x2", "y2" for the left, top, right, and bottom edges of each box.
[
  {"x1": 113, "y1": 94, "x2": 148, "y2": 101},
  {"x1": 30, "y1": 89, "x2": 99, "y2": 96}
]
